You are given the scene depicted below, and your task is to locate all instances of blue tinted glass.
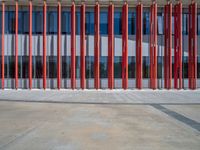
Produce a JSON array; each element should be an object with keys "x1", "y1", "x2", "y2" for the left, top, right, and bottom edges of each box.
[
  {"x1": 198, "y1": 14, "x2": 200, "y2": 35},
  {"x1": 86, "y1": 12, "x2": 94, "y2": 35},
  {"x1": 32, "y1": 11, "x2": 43, "y2": 34},
  {"x1": 18, "y1": 11, "x2": 22, "y2": 34},
  {"x1": 76, "y1": 12, "x2": 80, "y2": 35},
  {"x1": 114, "y1": 12, "x2": 122, "y2": 35},
  {"x1": 47, "y1": 11, "x2": 57, "y2": 34},
  {"x1": 100, "y1": 12, "x2": 108, "y2": 35},
  {"x1": 143, "y1": 12, "x2": 150, "y2": 35},
  {"x1": 128, "y1": 12, "x2": 136, "y2": 35},
  {"x1": 5, "y1": 11, "x2": 15, "y2": 34},
  {"x1": 62, "y1": 11, "x2": 70, "y2": 34},
  {"x1": 22, "y1": 11, "x2": 29, "y2": 34}
]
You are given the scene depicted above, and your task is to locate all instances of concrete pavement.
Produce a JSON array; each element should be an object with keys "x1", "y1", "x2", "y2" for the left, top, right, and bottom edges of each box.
[{"x1": 0, "y1": 90, "x2": 199, "y2": 150}]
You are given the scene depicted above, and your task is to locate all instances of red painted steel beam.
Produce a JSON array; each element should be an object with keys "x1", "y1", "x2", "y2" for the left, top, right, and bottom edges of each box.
[
  {"x1": 108, "y1": 3, "x2": 114, "y2": 89},
  {"x1": 174, "y1": 2, "x2": 182, "y2": 89},
  {"x1": 29, "y1": 0, "x2": 32, "y2": 89},
  {"x1": 57, "y1": 1, "x2": 61, "y2": 89},
  {"x1": 1, "y1": 2, "x2": 5, "y2": 89},
  {"x1": 43, "y1": 1, "x2": 47, "y2": 89},
  {"x1": 80, "y1": 3, "x2": 85, "y2": 89},
  {"x1": 150, "y1": 2, "x2": 157, "y2": 89},
  {"x1": 94, "y1": 3, "x2": 100, "y2": 89},
  {"x1": 164, "y1": 2, "x2": 172, "y2": 89},
  {"x1": 122, "y1": 2, "x2": 128, "y2": 90},
  {"x1": 71, "y1": 2, "x2": 76, "y2": 89},
  {"x1": 15, "y1": 1, "x2": 18, "y2": 89},
  {"x1": 136, "y1": 3, "x2": 143, "y2": 89},
  {"x1": 188, "y1": 1, "x2": 197, "y2": 90}
]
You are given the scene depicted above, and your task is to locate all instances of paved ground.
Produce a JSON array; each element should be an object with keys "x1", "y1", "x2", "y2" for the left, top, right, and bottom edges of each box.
[{"x1": 0, "y1": 90, "x2": 200, "y2": 150}]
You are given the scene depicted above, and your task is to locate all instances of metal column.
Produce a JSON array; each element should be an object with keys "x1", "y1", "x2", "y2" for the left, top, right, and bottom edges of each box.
[
  {"x1": 136, "y1": 3, "x2": 143, "y2": 89},
  {"x1": 174, "y1": 2, "x2": 182, "y2": 89},
  {"x1": 57, "y1": 1, "x2": 61, "y2": 89},
  {"x1": 94, "y1": 3, "x2": 100, "y2": 89},
  {"x1": 108, "y1": 3, "x2": 114, "y2": 89},
  {"x1": 188, "y1": 1, "x2": 197, "y2": 89},
  {"x1": 150, "y1": 2, "x2": 157, "y2": 89},
  {"x1": 1, "y1": 2, "x2": 5, "y2": 89},
  {"x1": 80, "y1": 3, "x2": 85, "y2": 89},
  {"x1": 122, "y1": 2, "x2": 128, "y2": 89},
  {"x1": 164, "y1": 2, "x2": 172, "y2": 89},
  {"x1": 43, "y1": 1, "x2": 47, "y2": 89},
  {"x1": 29, "y1": 0, "x2": 32, "y2": 89},
  {"x1": 71, "y1": 2, "x2": 76, "y2": 89},
  {"x1": 15, "y1": 1, "x2": 18, "y2": 89}
]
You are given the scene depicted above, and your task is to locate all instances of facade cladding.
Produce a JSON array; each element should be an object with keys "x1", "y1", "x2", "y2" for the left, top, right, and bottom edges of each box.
[{"x1": 0, "y1": 0, "x2": 200, "y2": 90}]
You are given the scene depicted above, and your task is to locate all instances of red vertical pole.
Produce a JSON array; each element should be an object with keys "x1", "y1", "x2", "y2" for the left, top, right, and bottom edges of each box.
[
  {"x1": 1, "y1": 2, "x2": 5, "y2": 89},
  {"x1": 188, "y1": 4, "x2": 191, "y2": 89},
  {"x1": 15, "y1": 1, "x2": 18, "y2": 89},
  {"x1": 71, "y1": 2, "x2": 76, "y2": 89},
  {"x1": 57, "y1": 1, "x2": 61, "y2": 89},
  {"x1": 150, "y1": 2, "x2": 157, "y2": 89},
  {"x1": 122, "y1": 2, "x2": 128, "y2": 89},
  {"x1": 164, "y1": 2, "x2": 172, "y2": 89},
  {"x1": 164, "y1": 5, "x2": 167, "y2": 89},
  {"x1": 108, "y1": 3, "x2": 114, "y2": 89},
  {"x1": 188, "y1": 1, "x2": 197, "y2": 90},
  {"x1": 80, "y1": 3, "x2": 85, "y2": 89},
  {"x1": 43, "y1": 1, "x2": 47, "y2": 89},
  {"x1": 136, "y1": 3, "x2": 143, "y2": 89},
  {"x1": 94, "y1": 2, "x2": 100, "y2": 89},
  {"x1": 174, "y1": 2, "x2": 182, "y2": 89},
  {"x1": 29, "y1": 0, "x2": 32, "y2": 89}
]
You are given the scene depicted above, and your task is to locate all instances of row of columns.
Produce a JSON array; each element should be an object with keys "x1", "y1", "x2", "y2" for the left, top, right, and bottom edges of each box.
[{"x1": 0, "y1": 1, "x2": 198, "y2": 90}]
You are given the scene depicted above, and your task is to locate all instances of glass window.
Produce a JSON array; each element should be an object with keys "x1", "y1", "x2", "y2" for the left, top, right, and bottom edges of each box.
[
  {"x1": 100, "y1": 56, "x2": 107, "y2": 78},
  {"x1": 114, "y1": 12, "x2": 122, "y2": 35},
  {"x1": 5, "y1": 11, "x2": 15, "y2": 34},
  {"x1": 143, "y1": 12, "x2": 150, "y2": 35},
  {"x1": 114, "y1": 56, "x2": 122, "y2": 78},
  {"x1": 198, "y1": 14, "x2": 200, "y2": 35},
  {"x1": 62, "y1": 56, "x2": 70, "y2": 78},
  {"x1": 86, "y1": 56, "x2": 94, "y2": 78},
  {"x1": 183, "y1": 56, "x2": 188, "y2": 78},
  {"x1": 76, "y1": 12, "x2": 80, "y2": 35},
  {"x1": 33, "y1": 11, "x2": 43, "y2": 34},
  {"x1": 128, "y1": 56, "x2": 135, "y2": 78},
  {"x1": 47, "y1": 11, "x2": 57, "y2": 34},
  {"x1": 20, "y1": 56, "x2": 29, "y2": 78},
  {"x1": 47, "y1": 56, "x2": 57, "y2": 78},
  {"x1": 76, "y1": 56, "x2": 80, "y2": 78},
  {"x1": 100, "y1": 12, "x2": 108, "y2": 35},
  {"x1": 86, "y1": 12, "x2": 94, "y2": 35},
  {"x1": 18, "y1": 11, "x2": 23, "y2": 34},
  {"x1": 183, "y1": 13, "x2": 188, "y2": 35},
  {"x1": 143, "y1": 56, "x2": 150, "y2": 78},
  {"x1": 128, "y1": 12, "x2": 136, "y2": 35},
  {"x1": 5, "y1": 56, "x2": 15, "y2": 78},
  {"x1": 158, "y1": 14, "x2": 163, "y2": 35},
  {"x1": 157, "y1": 56, "x2": 162, "y2": 79},
  {"x1": 33, "y1": 56, "x2": 43, "y2": 78},
  {"x1": 62, "y1": 11, "x2": 71, "y2": 34}
]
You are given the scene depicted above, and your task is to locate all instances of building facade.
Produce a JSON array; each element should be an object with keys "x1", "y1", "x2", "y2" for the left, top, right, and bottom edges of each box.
[{"x1": 0, "y1": 0, "x2": 200, "y2": 90}]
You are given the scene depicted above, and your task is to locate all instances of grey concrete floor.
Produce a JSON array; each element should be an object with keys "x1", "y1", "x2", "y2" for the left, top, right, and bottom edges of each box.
[{"x1": 0, "y1": 90, "x2": 200, "y2": 150}]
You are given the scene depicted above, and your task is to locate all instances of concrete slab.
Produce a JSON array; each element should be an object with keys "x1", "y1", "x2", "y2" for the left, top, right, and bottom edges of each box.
[
  {"x1": 0, "y1": 90, "x2": 199, "y2": 150},
  {"x1": 0, "y1": 101, "x2": 199, "y2": 150}
]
